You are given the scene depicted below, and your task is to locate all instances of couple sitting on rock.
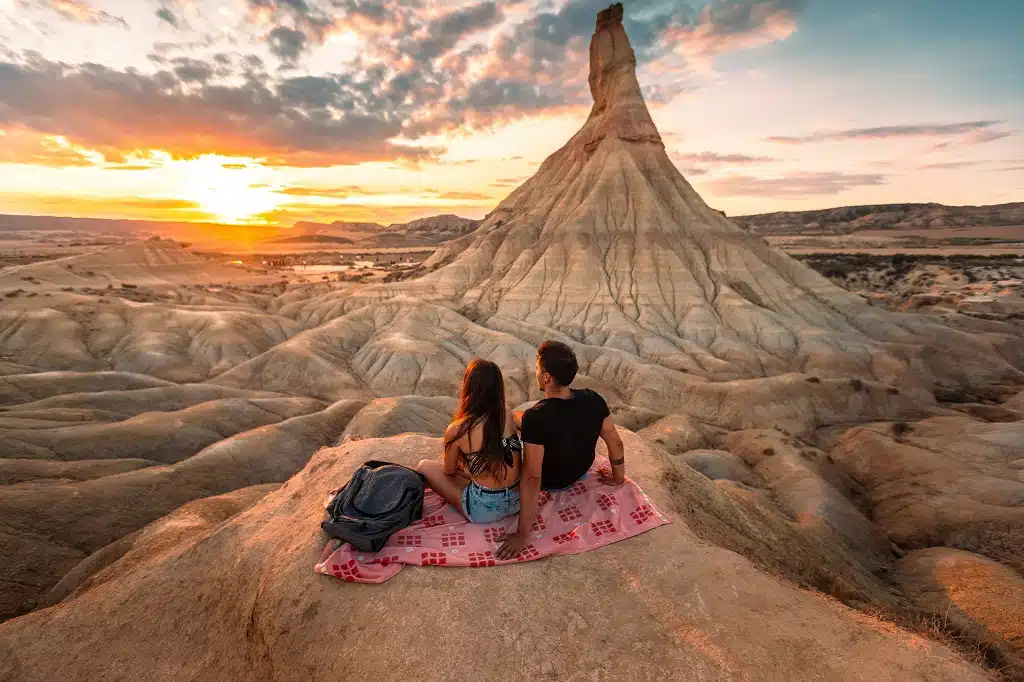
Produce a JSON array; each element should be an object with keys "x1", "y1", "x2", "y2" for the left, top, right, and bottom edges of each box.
[{"x1": 417, "y1": 340, "x2": 626, "y2": 559}]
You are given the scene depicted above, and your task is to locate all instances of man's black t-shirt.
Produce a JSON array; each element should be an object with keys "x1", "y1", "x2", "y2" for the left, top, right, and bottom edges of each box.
[{"x1": 521, "y1": 388, "x2": 611, "y2": 490}]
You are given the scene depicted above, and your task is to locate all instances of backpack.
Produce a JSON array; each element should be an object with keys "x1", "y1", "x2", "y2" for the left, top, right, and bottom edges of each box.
[{"x1": 321, "y1": 460, "x2": 426, "y2": 552}]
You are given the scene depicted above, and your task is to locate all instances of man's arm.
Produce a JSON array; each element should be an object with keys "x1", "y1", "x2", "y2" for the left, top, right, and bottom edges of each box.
[
  {"x1": 496, "y1": 442, "x2": 543, "y2": 560},
  {"x1": 512, "y1": 411, "x2": 523, "y2": 431},
  {"x1": 597, "y1": 417, "x2": 625, "y2": 485}
]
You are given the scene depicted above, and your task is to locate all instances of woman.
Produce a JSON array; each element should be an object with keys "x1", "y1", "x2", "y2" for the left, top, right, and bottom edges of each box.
[{"x1": 417, "y1": 359, "x2": 522, "y2": 523}]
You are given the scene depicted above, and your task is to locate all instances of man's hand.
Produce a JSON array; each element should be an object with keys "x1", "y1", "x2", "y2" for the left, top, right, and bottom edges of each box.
[
  {"x1": 596, "y1": 465, "x2": 624, "y2": 486},
  {"x1": 496, "y1": 533, "x2": 527, "y2": 560}
]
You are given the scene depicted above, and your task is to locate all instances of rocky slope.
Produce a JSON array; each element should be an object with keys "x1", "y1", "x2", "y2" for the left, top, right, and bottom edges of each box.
[
  {"x1": 288, "y1": 214, "x2": 481, "y2": 247},
  {"x1": 0, "y1": 238, "x2": 266, "y2": 290},
  {"x1": 0, "y1": 432, "x2": 995, "y2": 681}
]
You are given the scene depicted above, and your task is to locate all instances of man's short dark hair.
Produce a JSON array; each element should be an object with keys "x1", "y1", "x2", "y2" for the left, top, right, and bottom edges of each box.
[{"x1": 538, "y1": 340, "x2": 578, "y2": 387}]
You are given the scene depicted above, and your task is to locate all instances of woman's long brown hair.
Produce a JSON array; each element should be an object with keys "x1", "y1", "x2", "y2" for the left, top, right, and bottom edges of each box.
[{"x1": 444, "y1": 359, "x2": 507, "y2": 479}]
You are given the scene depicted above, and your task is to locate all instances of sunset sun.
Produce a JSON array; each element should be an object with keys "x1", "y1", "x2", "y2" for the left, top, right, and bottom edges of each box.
[{"x1": 179, "y1": 157, "x2": 282, "y2": 224}]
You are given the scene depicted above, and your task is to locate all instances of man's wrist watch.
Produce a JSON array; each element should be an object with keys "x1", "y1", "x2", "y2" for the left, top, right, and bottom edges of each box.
[{"x1": 609, "y1": 455, "x2": 625, "y2": 466}]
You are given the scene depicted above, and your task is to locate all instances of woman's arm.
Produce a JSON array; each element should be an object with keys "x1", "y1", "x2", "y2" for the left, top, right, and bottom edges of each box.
[{"x1": 441, "y1": 422, "x2": 462, "y2": 475}]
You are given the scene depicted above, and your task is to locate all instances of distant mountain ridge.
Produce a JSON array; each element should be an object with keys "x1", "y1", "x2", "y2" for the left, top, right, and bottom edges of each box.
[
  {"x1": 734, "y1": 202, "x2": 1024, "y2": 236},
  {"x1": 2, "y1": 202, "x2": 1021, "y2": 248},
  {"x1": 0, "y1": 213, "x2": 481, "y2": 249},
  {"x1": 287, "y1": 214, "x2": 482, "y2": 247}
]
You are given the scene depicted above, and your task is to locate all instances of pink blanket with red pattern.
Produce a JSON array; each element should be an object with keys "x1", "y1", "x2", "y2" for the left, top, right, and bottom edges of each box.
[{"x1": 315, "y1": 458, "x2": 671, "y2": 583}]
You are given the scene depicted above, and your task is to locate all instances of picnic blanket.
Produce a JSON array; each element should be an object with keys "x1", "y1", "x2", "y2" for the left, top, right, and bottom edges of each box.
[{"x1": 315, "y1": 457, "x2": 671, "y2": 583}]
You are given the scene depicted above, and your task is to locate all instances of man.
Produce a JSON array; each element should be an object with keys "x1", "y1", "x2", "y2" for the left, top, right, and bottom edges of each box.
[{"x1": 497, "y1": 340, "x2": 626, "y2": 559}]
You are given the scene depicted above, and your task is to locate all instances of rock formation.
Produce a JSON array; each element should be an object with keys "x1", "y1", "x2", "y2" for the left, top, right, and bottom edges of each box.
[
  {"x1": 226, "y1": 2, "x2": 1024, "y2": 414},
  {"x1": 0, "y1": 238, "x2": 258, "y2": 289}
]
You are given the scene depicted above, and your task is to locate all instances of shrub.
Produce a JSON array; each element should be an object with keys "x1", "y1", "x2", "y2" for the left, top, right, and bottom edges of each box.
[{"x1": 892, "y1": 422, "x2": 912, "y2": 438}]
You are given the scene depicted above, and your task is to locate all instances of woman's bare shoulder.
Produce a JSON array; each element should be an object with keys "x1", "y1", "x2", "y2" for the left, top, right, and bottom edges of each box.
[{"x1": 445, "y1": 418, "x2": 467, "y2": 439}]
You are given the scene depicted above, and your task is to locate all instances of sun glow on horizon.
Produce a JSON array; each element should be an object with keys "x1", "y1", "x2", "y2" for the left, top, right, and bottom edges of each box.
[{"x1": 177, "y1": 156, "x2": 283, "y2": 224}]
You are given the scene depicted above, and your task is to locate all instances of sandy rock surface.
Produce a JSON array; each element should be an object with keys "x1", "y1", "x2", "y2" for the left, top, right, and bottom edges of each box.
[
  {"x1": 893, "y1": 548, "x2": 1024, "y2": 677},
  {"x1": 0, "y1": 432, "x2": 989, "y2": 682}
]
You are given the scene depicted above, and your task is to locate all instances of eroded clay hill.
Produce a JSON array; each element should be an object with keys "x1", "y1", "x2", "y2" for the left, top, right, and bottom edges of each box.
[
  {"x1": 0, "y1": 3, "x2": 1022, "y2": 678},
  {"x1": 0, "y1": 238, "x2": 265, "y2": 289},
  {"x1": 211, "y1": 3, "x2": 1024, "y2": 413}
]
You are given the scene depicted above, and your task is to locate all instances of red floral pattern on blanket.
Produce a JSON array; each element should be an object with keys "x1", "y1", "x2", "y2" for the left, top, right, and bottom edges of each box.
[{"x1": 315, "y1": 458, "x2": 670, "y2": 584}]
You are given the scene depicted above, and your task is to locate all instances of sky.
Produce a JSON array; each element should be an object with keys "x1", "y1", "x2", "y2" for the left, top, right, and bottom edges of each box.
[{"x1": 0, "y1": 0, "x2": 1021, "y2": 228}]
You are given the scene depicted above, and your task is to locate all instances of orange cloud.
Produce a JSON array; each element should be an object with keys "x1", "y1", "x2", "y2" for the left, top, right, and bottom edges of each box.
[
  {"x1": 0, "y1": 192, "x2": 207, "y2": 221},
  {"x1": 0, "y1": 58, "x2": 433, "y2": 168},
  {"x1": 0, "y1": 128, "x2": 101, "y2": 167}
]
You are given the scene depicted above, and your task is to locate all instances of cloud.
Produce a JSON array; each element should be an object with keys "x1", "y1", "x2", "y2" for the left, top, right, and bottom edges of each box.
[
  {"x1": 767, "y1": 120, "x2": 1003, "y2": 144},
  {"x1": 19, "y1": 0, "x2": 128, "y2": 28},
  {"x1": 673, "y1": 151, "x2": 776, "y2": 164},
  {"x1": 0, "y1": 1, "x2": 815, "y2": 167},
  {"x1": 707, "y1": 171, "x2": 887, "y2": 197},
  {"x1": 409, "y1": 2, "x2": 503, "y2": 62},
  {"x1": 663, "y1": 0, "x2": 807, "y2": 63},
  {"x1": 932, "y1": 128, "x2": 1014, "y2": 150},
  {"x1": 437, "y1": 190, "x2": 491, "y2": 201},
  {"x1": 276, "y1": 185, "x2": 447, "y2": 199},
  {"x1": 171, "y1": 58, "x2": 215, "y2": 84},
  {"x1": 0, "y1": 127, "x2": 100, "y2": 167},
  {"x1": 982, "y1": 163, "x2": 1024, "y2": 173},
  {"x1": 918, "y1": 160, "x2": 988, "y2": 170},
  {"x1": 245, "y1": 0, "x2": 340, "y2": 63},
  {"x1": 117, "y1": 198, "x2": 201, "y2": 210},
  {"x1": 268, "y1": 26, "x2": 307, "y2": 63},
  {"x1": 0, "y1": 56, "x2": 434, "y2": 167},
  {"x1": 642, "y1": 81, "x2": 699, "y2": 104},
  {"x1": 397, "y1": 0, "x2": 687, "y2": 135},
  {"x1": 670, "y1": 150, "x2": 777, "y2": 178},
  {"x1": 156, "y1": 7, "x2": 180, "y2": 29},
  {"x1": 278, "y1": 185, "x2": 362, "y2": 198},
  {"x1": 0, "y1": 192, "x2": 214, "y2": 221},
  {"x1": 489, "y1": 177, "x2": 527, "y2": 188},
  {"x1": 965, "y1": 129, "x2": 1013, "y2": 144}
]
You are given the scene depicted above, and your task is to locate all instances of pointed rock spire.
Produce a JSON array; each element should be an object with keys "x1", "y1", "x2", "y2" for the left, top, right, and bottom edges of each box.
[{"x1": 585, "y1": 2, "x2": 661, "y2": 150}]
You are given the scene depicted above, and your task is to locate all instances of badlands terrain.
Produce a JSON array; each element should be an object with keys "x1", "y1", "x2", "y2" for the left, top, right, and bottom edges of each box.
[{"x1": 1, "y1": 4, "x2": 1023, "y2": 680}]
